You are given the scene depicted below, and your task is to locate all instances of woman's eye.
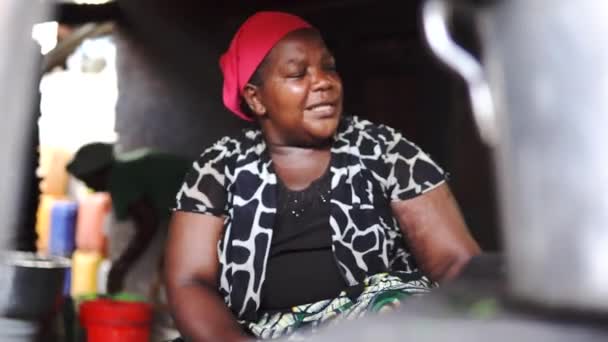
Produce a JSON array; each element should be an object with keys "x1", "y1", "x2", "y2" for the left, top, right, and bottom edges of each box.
[{"x1": 287, "y1": 71, "x2": 306, "y2": 78}]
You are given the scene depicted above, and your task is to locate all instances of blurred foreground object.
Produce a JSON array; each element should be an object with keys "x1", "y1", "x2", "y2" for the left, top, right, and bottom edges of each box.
[
  {"x1": 300, "y1": 255, "x2": 608, "y2": 342},
  {"x1": 0, "y1": 0, "x2": 52, "y2": 250},
  {"x1": 423, "y1": 0, "x2": 608, "y2": 313}
]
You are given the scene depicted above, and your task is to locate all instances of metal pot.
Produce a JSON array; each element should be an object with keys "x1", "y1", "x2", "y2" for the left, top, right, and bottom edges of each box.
[
  {"x1": 422, "y1": 0, "x2": 608, "y2": 312},
  {"x1": 0, "y1": 251, "x2": 70, "y2": 320}
]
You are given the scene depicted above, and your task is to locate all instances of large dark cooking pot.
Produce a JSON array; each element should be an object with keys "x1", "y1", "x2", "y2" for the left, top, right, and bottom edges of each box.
[{"x1": 0, "y1": 251, "x2": 70, "y2": 320}]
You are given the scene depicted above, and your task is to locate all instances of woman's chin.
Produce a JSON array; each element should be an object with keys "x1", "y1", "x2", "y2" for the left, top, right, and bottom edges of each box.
[{"x1": 306, "y1": 118, "x2": 340, "y2": 143}]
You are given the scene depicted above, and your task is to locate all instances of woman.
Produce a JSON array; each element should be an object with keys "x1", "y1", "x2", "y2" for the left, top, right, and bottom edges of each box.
[
  {"x1": 66, "y1": 143, "x2": 191, "y2": 294},
  {"x1": 166, "y1": 11, "x2": 480, "y2": 342}
]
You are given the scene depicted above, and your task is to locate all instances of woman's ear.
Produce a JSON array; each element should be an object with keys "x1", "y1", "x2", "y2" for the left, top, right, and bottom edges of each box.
[{"x1": 242, "y1": 84, "x2": 267, "y2": 118}]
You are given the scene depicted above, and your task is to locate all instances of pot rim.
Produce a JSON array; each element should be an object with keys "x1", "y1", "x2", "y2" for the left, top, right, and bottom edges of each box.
[{"x1": 0, "y1": 251, "x2": 70, "y2": 269}]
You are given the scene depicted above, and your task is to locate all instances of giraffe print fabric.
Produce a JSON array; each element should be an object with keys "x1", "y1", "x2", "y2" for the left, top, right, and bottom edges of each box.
[{"x1": 174, "y1": 115, "x2": 445, "y2": 321}]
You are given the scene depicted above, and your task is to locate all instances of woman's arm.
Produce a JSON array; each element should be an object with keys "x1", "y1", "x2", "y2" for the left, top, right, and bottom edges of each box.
[
  {"x1": 391, "y1": 183, "x2": 481, "y2": 282},
  {"x1": 165, "y1": 211, "x2": 249, "y2": 342}
]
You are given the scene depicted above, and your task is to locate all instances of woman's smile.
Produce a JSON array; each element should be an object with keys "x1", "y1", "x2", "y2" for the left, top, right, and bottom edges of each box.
[{"x1": 305, "y1": 102, "x2": 339, "y2": 118}]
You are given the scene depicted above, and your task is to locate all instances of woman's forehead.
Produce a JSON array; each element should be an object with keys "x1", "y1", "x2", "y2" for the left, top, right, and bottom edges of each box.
[{"x1": 267, "y1": 29, "x2": 332, "y2": 64}]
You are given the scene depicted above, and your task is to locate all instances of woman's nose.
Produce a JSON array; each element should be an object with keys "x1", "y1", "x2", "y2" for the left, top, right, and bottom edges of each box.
[{"x1": 310, "y1": 68, "x2": 336, "y2": 91}]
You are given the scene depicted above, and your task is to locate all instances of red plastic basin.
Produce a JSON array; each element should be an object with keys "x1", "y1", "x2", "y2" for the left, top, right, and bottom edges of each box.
[{"x1": 79, "y1": 298, "x2": 152, "y2": 342}]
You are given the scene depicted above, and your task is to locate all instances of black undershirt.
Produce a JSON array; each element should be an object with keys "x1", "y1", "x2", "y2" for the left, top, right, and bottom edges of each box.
[{"x1": 259, "y1": 168, "x2": 346, "y2": 311}]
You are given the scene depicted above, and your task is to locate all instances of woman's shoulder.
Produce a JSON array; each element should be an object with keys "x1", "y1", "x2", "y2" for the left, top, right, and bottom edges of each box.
[
  {"x1": 194, "y1": 127, "x2": 263, "y2": 160},
  {"x1": 339, "y1": 115, "x2": 407, "y2": 147},
  {"x1": 339, "y1": 115, "x2": 434, "y2": 167},
  {"x1": 195, "y1": 128, "x2": 263, "y2": 168}
]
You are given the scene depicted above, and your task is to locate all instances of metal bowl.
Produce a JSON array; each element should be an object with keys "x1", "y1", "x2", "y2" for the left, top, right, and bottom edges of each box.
[{"x1": 0, "y1": 251, "x2": 70, "y2": 320}]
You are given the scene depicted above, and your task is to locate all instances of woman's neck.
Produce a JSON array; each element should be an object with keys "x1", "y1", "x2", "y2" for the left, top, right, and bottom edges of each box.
[
  {"x1": 267, "y1": 143, "x2": 329, "y2": 156},
  {"x1": 268, "y1": 144, "x2": 331, "y2": 191},
  {"x1": 258, "y1": 118, "x2": 335, "y2": 151}
]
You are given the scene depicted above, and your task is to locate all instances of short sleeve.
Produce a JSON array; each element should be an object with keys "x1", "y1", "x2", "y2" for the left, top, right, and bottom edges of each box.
[
  {"x1": 174, "y1": 142, "x2": 229, "y2": 217},
  {"x1": 383, "y1": 127, "x2": 446, "y2": 201}
]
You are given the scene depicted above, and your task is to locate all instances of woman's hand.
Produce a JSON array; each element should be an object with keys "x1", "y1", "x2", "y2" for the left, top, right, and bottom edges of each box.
[
  {"x1": 391, "y1": 183, "x2": 481, "y2": 282},
  {"x1": 165, "y1": 211, "x2": 250, "y2": 342}
]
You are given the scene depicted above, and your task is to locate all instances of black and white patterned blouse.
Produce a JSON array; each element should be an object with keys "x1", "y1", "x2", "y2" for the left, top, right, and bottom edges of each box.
[{"x1": 175, "y1": 115, "x2": 445, "y2": 320}]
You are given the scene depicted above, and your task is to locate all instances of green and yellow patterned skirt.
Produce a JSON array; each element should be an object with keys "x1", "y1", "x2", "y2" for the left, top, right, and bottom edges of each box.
[{"x1": 244, "y1": 273, "x2": 434, "y2": 340}]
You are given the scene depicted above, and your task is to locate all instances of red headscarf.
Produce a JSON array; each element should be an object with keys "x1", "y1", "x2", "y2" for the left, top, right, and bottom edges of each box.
[{"x1": 219, "y1": 11, "x2": 313, "y2": 120}]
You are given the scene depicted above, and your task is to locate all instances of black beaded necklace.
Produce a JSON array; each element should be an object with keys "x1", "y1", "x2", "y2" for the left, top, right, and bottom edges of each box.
[{"x1": 276, "y1": 166, "x2": 332, "y2": 219}]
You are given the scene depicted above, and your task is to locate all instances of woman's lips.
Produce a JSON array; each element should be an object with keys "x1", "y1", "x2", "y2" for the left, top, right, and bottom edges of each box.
[{"x1": 305, "y1": 104, "x2": 337, "y2": 117}]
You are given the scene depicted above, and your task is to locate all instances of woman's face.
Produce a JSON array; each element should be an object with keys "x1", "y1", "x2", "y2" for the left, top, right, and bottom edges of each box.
[{"x1": 247, "y1": 29, "x2": 343, "y2": 147}]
